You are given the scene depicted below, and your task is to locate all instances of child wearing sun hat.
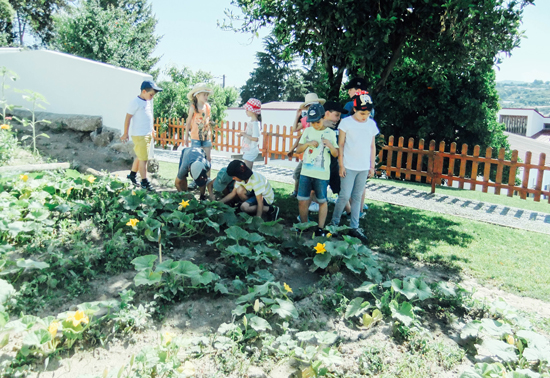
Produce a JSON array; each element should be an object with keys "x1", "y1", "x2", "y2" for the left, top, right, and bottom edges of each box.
[
  {"x1": 240, "y1": 98, "x2": 262, "y2": 168},
  {"x1": 185, "y1": 83, "x2": 214, "y2": 162}
]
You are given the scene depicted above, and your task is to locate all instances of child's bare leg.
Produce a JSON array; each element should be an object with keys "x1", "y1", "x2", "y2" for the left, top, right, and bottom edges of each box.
[
  {"x1": 318, "y1": 202, "x2": 328, "y2": 228},
  {"x1": 236, "y1": 186, "x2": 249, "y2": 202},
  {"x1": 131, "y1": 158, "x2": 139, "y2": 174},
  {"x1": 298, "y1": 199, "x2": 310, "y2": 223},
  {"x1": 241, "y1": 202, "x2": 270, "y2": 215},
  {"x1": 138, "y1": 160, "x2": 148, "y2": 180}
]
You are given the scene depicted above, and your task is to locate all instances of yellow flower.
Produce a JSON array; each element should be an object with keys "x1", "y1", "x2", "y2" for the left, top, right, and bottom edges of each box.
[
  {"x1": 48, "y1": 321, "x2": 59, "y2": 338},
  {"x1": 126, "y1": 218, "x2": 139, "y2": 227},
  {"x1": 87, "y1": 175, "x2": 96, "y2": 183},
  {"x1": 326, "y1": 233, "x2": 333, "y2": 238},
  {"x1": 67, "y1": 187, "x2": 73, "y2": 195},
  {"x1": 164, "y1": 332, "x2": 173, "y2": 344},
  {"x1": 179, "y1": 199, "x2": 190, "y2": 208},
  {"x1": 314, "y1": 243, "x2": 326, "y2": 254},
  {"x1": 67, "y1": 310, "x2": 89, "y2": 327},
  {"x1": 0, "y1": 124, "x2": 10, "y2": 130},
  {"x1": 132, "y1": 190, "x2": 136, "y2": 196},
  {"x1": 20, "y1": 174, "x2": 29, "y2": 182},
  {"x1": 283, "y1": 282, "x2": 293, "y2": 293},
  {"x1": 506, "y1": 335, "x2": 515, "y2": 345}
]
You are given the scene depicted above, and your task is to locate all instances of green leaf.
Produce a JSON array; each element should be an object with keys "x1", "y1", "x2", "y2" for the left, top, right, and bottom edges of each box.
[
  {"x1": 478, "y1": 319, "x2": 512, "y2": 338},
  {"x1": 0, "y1": 333, "x2": 8, "y2": 348},
  {"x1": 225, "y1": 226, "x2": 249, "y2": 241},
  {"x1": 403, "y1": 277, "x2": 432, "y2": 300},
  {"x1": 23, "y1": 328, "x2": 51, "y2": 346},
  {"x1": 516, "y1": 330, "x2": 550, "y2": 349},
  {"x1": 291, "y1": 221, "x2": 317, "y2": 231},
  {"x1": 203, "y1": 218, "x2": 220, "y2": 232},
  {"x1": 354, "y1": 282, "x2": 377, "y2": 293},
  {"x1": 16, "y1": 259, "x2": 49, "y2": 270},
  {"x1": 389, "y1": 300, "x2": 414, "y2": 326},
  {"x1": 477, "y1": 339, "x2": 518, "y2": 362},
  {"x1": 173, "y1": 260, "x2": 202, "y2": 277},
  {"x1": 325, "y1": 241, "x2": 348, "y2": 257},
  {"x1": 214, "y1": 282, "x2": 229, "y2": 294},
  {"x1": 522, "y1": 344, "x2": 550, "y2": 363},
  {"x1": 134, "y1": 270, "x2": 162, "y2": 286},
  {"x1": 232, "y1": 304, "x2": 250, "y2": 317},
  {"x1": 249, "y1": 316, "x2": 271, "y2": 331},
  {"x1": 199, "y1": 271, "x2": 218, "y2": 285},
  {"x1": 461, "y1": 320, "x2": 482, "y2": 339},
  {"x1": 155, "y1": 259, "x2": 178, "y2": 272},
  {"x1": 345, "y1": 297, "x2": 366, "y2": 319},
  {"x1": 317, "y1": 347, "x2": 343, "y2": 366},
  {"x1": 315, "y1": 331, "x2": 338, "y2": 345},
  {"x1": 313, "y1": 252, "x2": 331, "y2": 269},
  {"x1": 295, "y1": 331, "x2": 316, "y2": 342},
  {"x1": 344, "y1": 256, "x2": 365, "y2": 274},
  {"x1": 131, "y1": 255, "x2": 157, "y2": 271},
  {"x1": 247, "y1": 233, "x2": 265, "y2": 243},
  {"x1": 437, "y1": 282, "x2": 457, "y2": 297},
  {"x1": 0, "y1": 279, "x2": 16, "y2": 308},
  {"x1": 271, "y1": 299, "x2": 298, "y2": 319}
]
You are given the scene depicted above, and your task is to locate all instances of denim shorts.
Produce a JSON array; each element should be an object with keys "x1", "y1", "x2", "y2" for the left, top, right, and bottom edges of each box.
[
  {"x1": 297, "y1": 175, "x2": 328, "y2": 203},
  {"x1": 191, "y1": 139, "x2": 212, "y2": 148},
  {"x1": 245, "y1": 196, "x2": 269, "y2": 206}
]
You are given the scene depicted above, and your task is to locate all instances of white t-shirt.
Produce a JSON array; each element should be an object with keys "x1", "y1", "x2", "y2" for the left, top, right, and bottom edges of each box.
[
  {"x1": 339, "y1": 116, "x2": 379, "y2": 171},
  {"x1": 242, "y1": 121, "x2": 260, "y2": 153},
  {"x1": 127, "y1": 96, "x2": 154, "y2": 136}
]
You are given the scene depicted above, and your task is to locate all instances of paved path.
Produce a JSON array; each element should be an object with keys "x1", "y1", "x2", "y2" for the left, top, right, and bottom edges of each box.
[{"x1": 155, "y1": 149, "x2": 550, "y2": 234}]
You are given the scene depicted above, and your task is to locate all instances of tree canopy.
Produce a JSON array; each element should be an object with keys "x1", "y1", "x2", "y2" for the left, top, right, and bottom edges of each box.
[{"x1": 53, "y1": 0, "x2": 160, "y2": 74}]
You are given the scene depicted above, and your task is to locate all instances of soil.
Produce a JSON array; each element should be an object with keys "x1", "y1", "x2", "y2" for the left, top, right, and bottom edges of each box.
[{"x1": 3, "y1": 124, "x2": 550, "y2": 378}]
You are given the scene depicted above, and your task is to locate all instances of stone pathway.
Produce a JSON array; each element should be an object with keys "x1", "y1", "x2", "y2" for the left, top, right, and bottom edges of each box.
[{"x1": 155, "y1": 149, "x2": 550, "y2": 234}]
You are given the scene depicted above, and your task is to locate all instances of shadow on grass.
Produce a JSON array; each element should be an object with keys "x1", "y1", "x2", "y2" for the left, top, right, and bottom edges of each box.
[{"x1": 360, "y1": 202, "x2": 474, "y2": 270}]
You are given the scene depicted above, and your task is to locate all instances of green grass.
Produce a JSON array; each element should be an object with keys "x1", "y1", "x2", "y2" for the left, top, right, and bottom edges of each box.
[
  {"x1": 370, "y1": 177, "x2": 550, "y2": 214},
  {"x1": 158, "y1": 161, "x2": 550, "y2": 302}
]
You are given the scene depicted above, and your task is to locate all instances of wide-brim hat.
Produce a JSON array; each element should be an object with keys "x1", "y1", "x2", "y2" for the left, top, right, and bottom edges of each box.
[
  {"x1": 187, "y1": 83, "x2": 213, "y2": 101},
  {"x1": 299, "y1": 93, "x2": 326, "y2": 109}
]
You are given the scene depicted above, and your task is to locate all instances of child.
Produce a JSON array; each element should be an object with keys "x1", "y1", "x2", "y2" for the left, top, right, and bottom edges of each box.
[
  {"x1": 175, "y1": 146, "x2": 214, "y2": 200},
  {"x1": 185, "y1": 83, "x2": 213, "y2": 162},
  {"x1": 221, "y1": 160, "x2": 279, "y2": 221},
  {"x1": 121, "y1": 80, "x2": 163, "y2": 191},
  {"x1": 295, "y1": 103, "x2": 338, "y2": 237},
  {"x1": 240, "y1": 98, "x2": 262, "y2": 168},
  {"x1": 330, "y1": 91, "x2": 379, "y2": 242}
]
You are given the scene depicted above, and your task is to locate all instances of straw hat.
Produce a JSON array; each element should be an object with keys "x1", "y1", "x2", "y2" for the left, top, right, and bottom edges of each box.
[
  {"x1": 187, "y1": 83, "x2": 213, "y2": 101},
  {"x1": 299, "y1": 93, "x2": 326, "y2": 109}
]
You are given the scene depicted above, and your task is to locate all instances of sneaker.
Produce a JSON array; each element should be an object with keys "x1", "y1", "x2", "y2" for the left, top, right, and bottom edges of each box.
[
  {"x1": 199, "y1": 194, "x2": 207, "y2": 201},
  {"x1": 313, "y1": 227, "x2": 326, "y2": 238},
  {"x1": 308, "y1": 202, "x2": 320, "y2": 212},
  {"x1": 267, "y1": 205, "x2": 280, "y2": 221},
  {"x1": 349, "y1": 228, "x2": 367, "y2": 243},
  {"x1": 359, "y1": 212, "x2": 365, "y2": 219},
  {"x1": 291, "y1": 191, "x2": 298, "y2": 198},
  {"x1": 363, "y1": 203, "x2": 369, "y2": 210},
  {"x1": 127, "y1": 173, "x2": 138, "y2": 186},
  {"x1": 328, "y1": 195, "x2": 338, "y2": 204},
  {"x1": 141, "y1": 180, "x2": 156, "y2": 192}
]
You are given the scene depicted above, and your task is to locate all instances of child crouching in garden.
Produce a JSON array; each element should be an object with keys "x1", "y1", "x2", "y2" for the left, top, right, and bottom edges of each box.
[
  {"x1": 330, "y1": 91, "x2": 378, "y2": 242},
  {"x1": 220, "y1": 160, "x2": 279, "y2": 221}
]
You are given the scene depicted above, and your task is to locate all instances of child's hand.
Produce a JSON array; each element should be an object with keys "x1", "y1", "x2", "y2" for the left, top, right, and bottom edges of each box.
[
  {"x1": 369, "y1": 168, "x2": 375, "y2": 178},
  {"x1": 287, "y1": 150, "x2": 295, "y2": 158},
  {"x1": 339, "y1": 166, "x2": 346, "y2": 178},
  {"x1": 322, "y1": 138, "x2": 333, "y2": 148},
  {"x1": 120, "y1": 133, "x2": 129, "y2": 143},
  {"x1": 309, "y1": 141, "x2": 319, "y2": 148}
]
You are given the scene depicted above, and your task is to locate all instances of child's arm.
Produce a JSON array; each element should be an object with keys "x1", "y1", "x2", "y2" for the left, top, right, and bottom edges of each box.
[
  {"x1": 255, "y1": 193, "x2": 264, "y2": 217},
  {"x1": 296, "y1": 140, "x2": 319, "y2": 154},
  {"x1": 338, "y1": 130, "x2": 347, "y2": 178},
  {"x1": 369, "y1": 135, "x2": 376, "y2": 177},
  {"x1": 120, "y1": 114, "x2": 133, "y2": 142},
  {"x1": 322, "y1": 138, "x2": 338, "y2": 158},
  {"x1": 220, "y1": 186, "x2": 238, "y2": 204},
  {"x1": 291, "y1": 109, "x2": 303, "y2": 133},
  {"x1": 184, "y1": 106, "x2": 194, "y2": 146}
]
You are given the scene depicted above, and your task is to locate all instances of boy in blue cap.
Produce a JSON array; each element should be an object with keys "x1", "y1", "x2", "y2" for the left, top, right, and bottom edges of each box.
[
  {"x1": 295, "y1": 103, "x2": 338, "y2": 237},
  {"x1": 121, "y1": 80, "x2": 163, "y2": 191}
]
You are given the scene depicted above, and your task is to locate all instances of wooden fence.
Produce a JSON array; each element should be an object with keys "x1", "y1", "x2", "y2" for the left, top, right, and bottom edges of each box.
[
  {"x1": 378, "y1": 135, "x2": 550, "y2": 203},
  {"x1": 153, "y1": 119, "x2": 550, "y2": 202}
]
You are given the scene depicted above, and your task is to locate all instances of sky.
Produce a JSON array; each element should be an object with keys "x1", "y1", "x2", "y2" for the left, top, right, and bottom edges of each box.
[{"x1": 151, "y1": 0, "x2": 550, "y2": 89}]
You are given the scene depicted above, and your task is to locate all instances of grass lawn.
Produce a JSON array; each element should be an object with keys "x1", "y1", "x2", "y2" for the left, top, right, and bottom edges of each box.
[
  {"x1": 370, "y1": 177, "x2": 550, "y2": 214},
  {"x1": 157, "y1": 161, "x2": 550, "y2": 302}
]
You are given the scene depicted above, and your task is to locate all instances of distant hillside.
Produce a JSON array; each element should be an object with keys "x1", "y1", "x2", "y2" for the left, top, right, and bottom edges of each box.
[{"x1": 496, "y1": 80, "x2": 550, "y2": 116}]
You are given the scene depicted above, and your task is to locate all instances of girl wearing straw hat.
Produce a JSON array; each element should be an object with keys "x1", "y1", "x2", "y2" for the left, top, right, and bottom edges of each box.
[{"x1": 185, "y1": 83, "x2": 214, "y2": 162}]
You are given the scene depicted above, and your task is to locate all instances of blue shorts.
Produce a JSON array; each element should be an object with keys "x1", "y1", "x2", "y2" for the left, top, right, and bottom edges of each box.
[
  {"x1": 297, "y1": 175, "x2": 328, "y2": 203},
  {"x1": 191, "y1": 139, "x2": 212, "y2": 148},
  {"x1": 245, "y1": 196, "x2": 269, "y2": 207}
]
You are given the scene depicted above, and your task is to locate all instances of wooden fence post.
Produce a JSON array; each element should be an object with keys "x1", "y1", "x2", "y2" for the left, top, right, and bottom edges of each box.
[
  {"x1": 534, "y1": 153, "x2": 546, "y2": 202},
  {"x1": 386, "y1": 136, "x2": 394, "y2": 178},
  {"x1": 482, "y1": 147, "x2": 492, "y2": 193},
  {"x1": 520, "y1": 152, "x2": 532, "y2": 199},
  {"x1": 416, "y1": 139, "x2": 425, "y2": 182},
  {"x1": 494, "y1": 148, "x2": 505, "y2": 195}
]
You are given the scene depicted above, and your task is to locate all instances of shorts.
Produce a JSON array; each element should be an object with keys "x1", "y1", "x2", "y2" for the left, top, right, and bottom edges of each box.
[
  {"x1": 297, "y1": 175, "x2": 328, "y2": 203},
  {"x1": 243, "y1": 148, "x2": 260, "y2": 162},
  {"x1": 131, "y1": 134, "x2": 152, "y2": 161},
  {"x1": 245, "y1": 196, "x2": 270, "y2": 207},
  {"x1": 329, "y1": 155, "x2": 341, "y2": 194},
  {"x1": 191, "y1": 139, "x2": 212, "y2": 148},
  {"x1": 293, "y1": 161, "x2": 303, "y2": 181}
]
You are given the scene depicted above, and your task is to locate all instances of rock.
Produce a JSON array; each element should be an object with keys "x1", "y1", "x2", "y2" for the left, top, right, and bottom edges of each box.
[
  {"x1": 91, "y1": 129, "x2": 114, "y2": 147},
  {"x1": 247, "y1": 366, "x2": 267, "y2": 378},
  {"x1": 11, "y1": 109, "x2": 102, "y2": 132},
  {"x1": 111, "y1": 142, "x2": 136, "y2": 158},
  {"x1": 148, "y1": 158, "x2": 159, "y2": 173}
]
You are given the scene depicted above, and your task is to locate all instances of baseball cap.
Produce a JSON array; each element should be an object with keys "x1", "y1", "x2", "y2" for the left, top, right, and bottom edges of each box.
[
  {"x1": 344, "y1": 77, "x2": 368, "y2": 90},
  {"x1": 190, "y1": 161, "x2": 208, "y2": 187},
  {"x1": 141, "y1": 80, "x2": 163, "y2": 92},
  {"x1": 213, "y1": 167, "x2": 233, "y2": 192},
  {"x1": 306, "y1": 103, "x2": 325, "y2": 123},
  {"x1": 352, "y1": 91, "x2": 374, "y2": 111},
  {"x1": 324, "y1": 101, "x2": 348, "y2": 114}
]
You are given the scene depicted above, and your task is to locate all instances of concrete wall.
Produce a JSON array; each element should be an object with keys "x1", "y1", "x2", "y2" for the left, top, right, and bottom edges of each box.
[
  {"x1": 498, "y1": 108, "x2": 548, "y2": 137},
  {"x1": 0, "y1": 48, "x2": 152, "y2": 133}
]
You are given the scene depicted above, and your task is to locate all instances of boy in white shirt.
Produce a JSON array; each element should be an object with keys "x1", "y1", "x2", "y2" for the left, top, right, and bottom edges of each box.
[
  {"x1": 330, "y1": 91, "x2": 379, "y2": 242},
  {"x1": 120, "y1": 80, "x2": 162, "y2": 191}
]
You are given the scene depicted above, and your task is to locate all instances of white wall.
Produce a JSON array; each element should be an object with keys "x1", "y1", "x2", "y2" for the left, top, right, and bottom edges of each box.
[
  {"x1": 498, "y1": 108, "x2": 547, "y2": 137},
  {"x1": 0, "y1": 48, "x2": 152, "y2": 133}
]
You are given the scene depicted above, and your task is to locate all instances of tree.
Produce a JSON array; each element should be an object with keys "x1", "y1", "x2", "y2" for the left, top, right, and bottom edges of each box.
[
  {"x1": 1, "y1": 0, "x2": 67, "y2": 46},
  {"x1": 53, "y1": 0, "x2": 160, "y2": 73},
  {"x1": 240, "y1": 35, "x2": 318, "y2": 104},
  {"x1": 154, "y1": 65, "x2": 238, "y2": 124}
]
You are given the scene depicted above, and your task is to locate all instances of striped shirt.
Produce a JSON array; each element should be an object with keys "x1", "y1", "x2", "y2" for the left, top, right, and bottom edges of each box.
[{"x1": 235, "y1": 172, "x2": 274, "y2": 204}]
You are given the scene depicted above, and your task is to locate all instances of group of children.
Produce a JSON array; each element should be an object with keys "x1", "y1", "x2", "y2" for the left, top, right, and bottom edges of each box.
[{"x1": 121, "y1": 77, "x2": 378, "y2": 242}]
